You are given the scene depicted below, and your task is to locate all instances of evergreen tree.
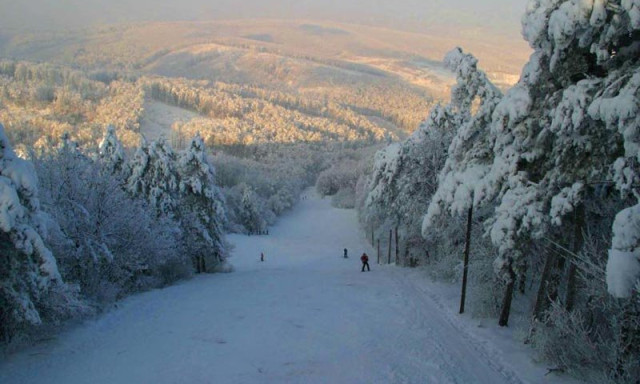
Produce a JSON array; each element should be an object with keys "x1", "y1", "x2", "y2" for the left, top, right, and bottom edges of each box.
[
  {"x1": 464, "y1": 0, "x2": 640, "y2": 326},
  {"x1": 423, "y1": 47, "x2": 502, "y2": 231},
  {"x1": 0, "y1": 123, "x2": 63, "y2": 339},
  {"x1": 177, "y1": 134, "x2": 227, "y2": 272},
  {"x1": 98, "y1": 124, "x2": 127, "y2": 177},
  {"x1": 238, "y1": 184, "x2": 264, "y2": 235},
  {"x1": 36, "y1": 133, "x2": 186, "y2": 301},
  {"x1": 127, "y1": 137, "x2": 179, "y2": 218}
]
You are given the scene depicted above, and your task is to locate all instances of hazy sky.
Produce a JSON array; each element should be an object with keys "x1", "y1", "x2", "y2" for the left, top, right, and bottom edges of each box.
[{"x1": 0, "y1": 0, "x2": 528, "y2": 39}]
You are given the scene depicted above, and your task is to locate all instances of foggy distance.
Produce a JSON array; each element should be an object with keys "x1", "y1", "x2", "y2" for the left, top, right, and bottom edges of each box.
[{"x1": 1, "y1": 0, "x2": 527, "y2": 38}]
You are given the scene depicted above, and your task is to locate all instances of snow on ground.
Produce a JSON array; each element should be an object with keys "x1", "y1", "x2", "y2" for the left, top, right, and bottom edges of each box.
[
  {"x1": 139, "y1": 101, "x2": 201, "y2": 143},
  {"x1": 0, "y1": 190, "x2": 581, "y2": 384}
]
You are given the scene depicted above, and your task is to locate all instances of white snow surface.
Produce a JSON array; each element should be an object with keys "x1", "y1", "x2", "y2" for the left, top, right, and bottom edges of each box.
[{"x1": 1, "y1": 190, "x2": 580, "y2": 384}]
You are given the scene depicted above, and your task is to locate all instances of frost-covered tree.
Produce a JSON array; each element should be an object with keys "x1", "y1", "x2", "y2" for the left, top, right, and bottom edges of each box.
[
  {"x1": 423, "y1": 47, "x2": 502, "y2": 231},
  {"x1": 363, "y1": 112, "x2": 453, "y2": 259},
  {"x1": 238, "y1": 184, "x2": 264, "y2": 235},
  {"x1": 36, "y1": 134, "x2": 187, "y2": 302},
  {"x1": 449, "y1": 0, "x2": 640, "y2": 328},
  {"x1": 98, "y1": 124, "x2": 127, "y2": 176},
  {"x1": 364, "y1": 48, "x2": 498, "y2": 269},
  {"x1": 127, "y1": 137, "x2": 180, "y2": 217},
  {"x1": 0, "y1": 123, "x2": 63, "y2": 339},
  {"x1": 411, "y1": 47, "x2": 503, "y2": 314},
  {"x1": 177, "y1": 134, "x2": 227, "y2": 272}
]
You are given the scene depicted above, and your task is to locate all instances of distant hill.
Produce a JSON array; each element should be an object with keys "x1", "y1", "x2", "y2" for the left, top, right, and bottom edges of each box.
[
  {"x1": 0, "y1": 20, "x2": 528, "y2": 91},
  {"x1": 0, "y1": 20, "x2": 529, "y2": 152}
]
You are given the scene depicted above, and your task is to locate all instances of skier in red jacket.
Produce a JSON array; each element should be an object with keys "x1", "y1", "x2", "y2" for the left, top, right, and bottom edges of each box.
[{"x1": 360, "y1": 253, "x2": 370, "y2": 272}]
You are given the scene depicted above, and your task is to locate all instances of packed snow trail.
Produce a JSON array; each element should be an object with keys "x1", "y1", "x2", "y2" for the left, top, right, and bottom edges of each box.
[{"x1": 1, "y1": 191, "x2": 574, "y2": 384}]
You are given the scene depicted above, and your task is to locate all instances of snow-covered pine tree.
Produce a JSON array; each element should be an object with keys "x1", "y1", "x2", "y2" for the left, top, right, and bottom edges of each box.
[
  {"x1": 463, "y1": 0, "x2": 640, "y2": 328},
  {"x1": 127, "y1": 137, "x2": 179, "y2": 218},
  {"x1": 177, "y1": 134, "x2": 227, "y2": 272},
  {"x1": 0, "y1": 123, "x2": 63, "y2": 339},
  {"x1": 37, "y1": 132, "x2": 189, "y2": 302},
  {"x1": 423, "y1": 47, "x2": 502, "y2": 231},
  {"x1": 363, "y1": 108, "x2": 454, "y2": 263},
  {"x1": 418, "y1": 47, "x2": 503, "y2": 317},
  {"x1": 364, "y1": 48, "x2": 498, "y2": 268},
  {"x1": 238, "y1": 184, "x2": 264, "y2": 235},
  {"x1": 98, "y1": 125, "x2": 127, "y2": 177}
]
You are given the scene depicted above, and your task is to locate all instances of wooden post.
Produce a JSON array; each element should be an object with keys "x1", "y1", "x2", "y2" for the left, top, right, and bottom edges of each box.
[
  {"x1": 388, "y1": 229, "x2": 392, "y2": 264},
  {"x1": 395, "y1": 226, "x2": 399, "y2": 265},
  {"x1": 459, "y1": 205, "x2": 473, "y2": 314},
  {"x1": 377, "y1": 239, "x2": 380, "y2": 264}
]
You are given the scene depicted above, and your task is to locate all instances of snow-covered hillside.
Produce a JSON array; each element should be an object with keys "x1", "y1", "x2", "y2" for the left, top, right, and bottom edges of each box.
[{"x1": 0, "y1": 190, "x2": 579, "y2": 383}]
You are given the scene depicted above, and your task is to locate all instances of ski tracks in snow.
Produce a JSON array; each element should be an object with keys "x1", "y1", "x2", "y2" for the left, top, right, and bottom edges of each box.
[
  {"x1": 0, "y1": 190, "x2": 572, "y2": 384},
  {"x1": 387, "y1": 269, "x2": 525, "y2": 384}
]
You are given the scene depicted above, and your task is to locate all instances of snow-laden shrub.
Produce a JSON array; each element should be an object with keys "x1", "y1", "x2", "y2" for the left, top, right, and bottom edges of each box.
[
  {"x1": 213, "y1": 152, "x2": 306, "y2": 233},
  {"x1": 331, "y1": 188, "x2": 355, "y2": 209},
  {"x1": 157, "y1": 258, "x2": 193, "y2": 286},
  {"x1": 223, "y1": 183, "x2": 267, "y2": 234},
  {"x1": 315, "y1": 159, "x2": 360, "y2": 197},
  {"x1": 530, "y1": 230, "x2": 640, "y2": 383},
  {"x1": 467, "y1": 234, "x2": 504, "y2": 318},
  {"x1": 530, "y1": 301, "x2": 611, "y2": 383},
  {"x1": 35, "y1": 283, "x2": 93, "y2": 332},
  {"x1": 34, "y1": 135, "x2": 190, "y2": 304},
  {"x1": 422, "y1": 215, "x2": 466, "y2": 282}
]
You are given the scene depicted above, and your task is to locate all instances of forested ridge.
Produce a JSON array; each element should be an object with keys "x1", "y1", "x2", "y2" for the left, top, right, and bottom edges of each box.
[{"x1": 0, "y1": 60, "x2": 427, "y2": 149}]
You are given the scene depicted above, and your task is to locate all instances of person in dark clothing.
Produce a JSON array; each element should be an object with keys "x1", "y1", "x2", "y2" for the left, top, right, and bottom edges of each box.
[
  {"x1": 360, "y1": 253, "x2": 370, "y2": 272},
  {"x1": 344, "y1": 248, "x2": 348, "y2": 258},
  {"x1": 260, "y1": 252, "x2": 264, "y2": 262}
]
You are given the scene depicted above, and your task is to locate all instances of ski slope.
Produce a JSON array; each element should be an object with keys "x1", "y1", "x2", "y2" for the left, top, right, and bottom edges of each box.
[{"x1": 0, "y1": 190, "x2": 578, "y2": 384}]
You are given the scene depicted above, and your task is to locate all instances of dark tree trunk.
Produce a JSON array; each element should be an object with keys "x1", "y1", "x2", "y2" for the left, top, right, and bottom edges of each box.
[
  {"x1": 565, "y1": 204, "x2": 584, "y2": 312},
  {"x1": 533, "y1": 251, "x2": 556, "y2": 321},
  {"x1": 193, "y1": 256, "x2": 200, "y2": 273},
  {"x1": 459, "y1": 206, "x2": 473, "y2": 314},
  {"x1": 518, "y1": 260, "x2": 527, "y2": 294},
  {"x1": 498, "y1": 260, "x2": 516, "y2": 327},
  {"x1": 549, "y1": 250, "x2": 567, "y2": 304},
  {"x1": 196, "y1": 255, "x2": 206, "y2": 273}
]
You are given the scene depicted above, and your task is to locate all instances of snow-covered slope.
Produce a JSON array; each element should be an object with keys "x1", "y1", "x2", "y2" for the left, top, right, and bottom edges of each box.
[{"x1": 0, "y1": 190, "x2": 579, "y2": 383}]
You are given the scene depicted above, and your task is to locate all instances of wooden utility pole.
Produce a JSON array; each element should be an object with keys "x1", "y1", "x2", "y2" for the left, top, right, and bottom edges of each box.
[
  {"x1": 459, "y1": 205, "x2": 473, "y2": 314},
  {"x1": 388, "y1": 229, "x2": 392, "y2": 264},
  {"x1": 395, "y1": 226, "x2": 399, "y2": 265},
  {"x1": 377, "y1": 239, "x2": 380, "y2": 264}
]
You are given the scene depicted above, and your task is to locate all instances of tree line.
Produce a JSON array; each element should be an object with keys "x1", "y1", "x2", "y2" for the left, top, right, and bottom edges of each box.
[{"x1": 0, "y1": 125, "x2": 227, "y2": 346}]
